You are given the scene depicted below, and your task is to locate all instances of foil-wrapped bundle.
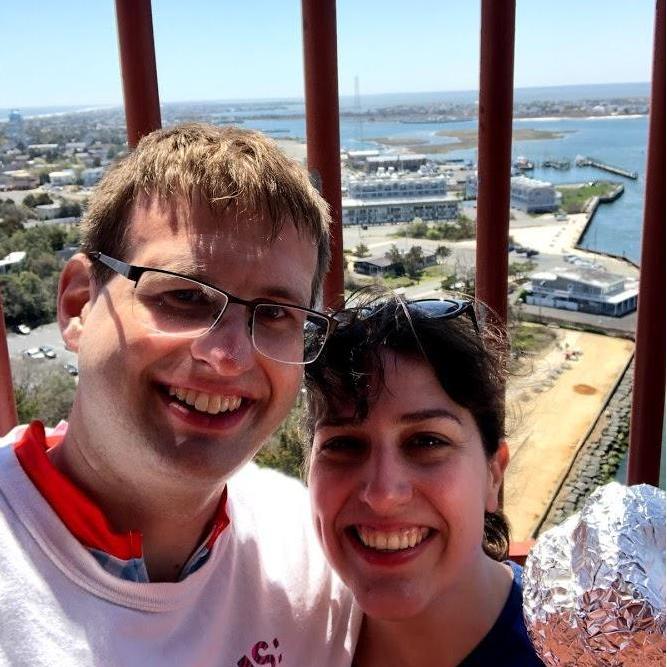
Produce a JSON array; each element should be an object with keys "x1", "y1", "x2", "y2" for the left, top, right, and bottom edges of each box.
[{"x1": 523, "y1": 482, "x2": 665, "y2": 666}]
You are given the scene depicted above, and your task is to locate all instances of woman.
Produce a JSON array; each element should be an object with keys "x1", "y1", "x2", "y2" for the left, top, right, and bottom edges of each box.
[{"x1": 304, "y1": 292, "x2": 543, "y2": 666}]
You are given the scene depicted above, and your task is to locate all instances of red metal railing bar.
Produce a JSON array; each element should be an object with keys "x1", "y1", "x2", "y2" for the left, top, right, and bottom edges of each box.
[
  {"x1": 301, "y1": 0, "x2": 345, "y2": 310},
  {"x1": 115, "y1": 0, "x2": 162, "y2": 148},
  {"x1": 0, "y1": 299, "x2": 18, "y2": 434},
  {"x1": 475, "y1": 0, "x2": 516, "y2": 327},
  {"x1": 627, "y1": 0, "x2": 665, "y2": 486}
]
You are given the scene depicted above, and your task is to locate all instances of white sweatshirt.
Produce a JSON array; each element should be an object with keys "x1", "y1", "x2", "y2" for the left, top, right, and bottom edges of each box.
[{"x1": 0, "y1": 436, "x2": 360, "y2": 666}]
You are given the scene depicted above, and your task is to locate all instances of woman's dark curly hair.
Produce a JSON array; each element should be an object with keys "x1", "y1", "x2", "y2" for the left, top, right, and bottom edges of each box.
[{"x1": 304, "y1": 288, "x2": 511, "y2": 561}]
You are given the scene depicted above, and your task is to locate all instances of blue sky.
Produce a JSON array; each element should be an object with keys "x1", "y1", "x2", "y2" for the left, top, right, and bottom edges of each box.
[{"x1": 0, "y1": 1, "x2": 656, "y2": 108}]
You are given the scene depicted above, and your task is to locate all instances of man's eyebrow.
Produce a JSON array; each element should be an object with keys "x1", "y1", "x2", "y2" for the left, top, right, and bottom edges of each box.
[
  {"x1": 142, "y1": 259, "x2": 309, "y2": 305},
  {"x1": 146, "y1": 257, "x2": 206, "y2": 275}
]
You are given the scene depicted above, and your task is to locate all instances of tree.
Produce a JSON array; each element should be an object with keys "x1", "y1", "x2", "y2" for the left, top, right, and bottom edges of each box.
[
  {"x1": 353, "y1": 242, "x2": 370, "y2": 258},
  {"x1": 14, "y1": 370, "x2": 77, "y2": 426},
  {"x1": 0, "y1": 271, "x2": 56, "y2": 326},
  {"x1": 403, "y1": 246, "x2": 425, "y2": 279},
  {"x1": 254, "y1": 404, "x2": 305, "y2": 480},
  {"x1": 384, "y1": 244, "x2": 405, "y2": 277},
  {"x1": 435, "y1": 245, "x2": 451, "y2": 262}
]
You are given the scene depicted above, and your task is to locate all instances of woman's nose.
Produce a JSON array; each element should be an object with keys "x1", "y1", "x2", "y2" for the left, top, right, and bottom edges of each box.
[{"x1": 358, "y1": 449, "x2": 413, "y2": 514}]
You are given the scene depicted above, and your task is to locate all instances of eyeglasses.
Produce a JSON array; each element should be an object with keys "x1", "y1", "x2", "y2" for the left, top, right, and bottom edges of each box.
[
  {"x1": 343, "y1": 295, "x2": 479, "y2": 334},
  {"x1": 403, "y1": 298, "x2": 480, "y2": 333},
  {"x1": 90, "y1": 252, "x2": 337, "y2": 365}
]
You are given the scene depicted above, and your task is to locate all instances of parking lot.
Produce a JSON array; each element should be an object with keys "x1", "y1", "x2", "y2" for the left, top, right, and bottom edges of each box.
[{"x1": 7, "y1": 322, "x2": 78, "y2": 379}]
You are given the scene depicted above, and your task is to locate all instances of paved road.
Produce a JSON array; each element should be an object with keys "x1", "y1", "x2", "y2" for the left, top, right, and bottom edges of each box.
[{"x1": 7, "y1": 322, "x2": 78, "y2": 378}]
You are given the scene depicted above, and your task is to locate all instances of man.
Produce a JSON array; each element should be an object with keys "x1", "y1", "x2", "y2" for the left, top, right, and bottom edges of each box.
[{"x1": 0, "y1": 124, "x2": 358, "y2": 665}]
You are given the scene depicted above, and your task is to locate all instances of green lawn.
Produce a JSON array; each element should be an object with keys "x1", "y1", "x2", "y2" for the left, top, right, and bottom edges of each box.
[{"x1": 556, "y1": 182, "x2": 617, "y2": 214}]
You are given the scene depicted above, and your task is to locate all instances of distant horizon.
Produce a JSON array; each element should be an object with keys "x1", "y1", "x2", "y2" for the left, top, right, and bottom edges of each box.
[{"x1": 0, "y1": 81, "x2": 652, "y2": 117}]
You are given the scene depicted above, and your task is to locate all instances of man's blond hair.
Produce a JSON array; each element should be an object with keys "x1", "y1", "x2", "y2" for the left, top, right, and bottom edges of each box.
[{"x1": 80, "y1": 123, "x2": 331, "y2": 303}]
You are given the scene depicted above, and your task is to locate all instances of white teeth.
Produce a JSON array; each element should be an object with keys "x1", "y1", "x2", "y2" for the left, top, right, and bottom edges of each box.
[
  {"x1": 167, "y1": 386, "x2": 243, "y2": 415},
  {"x1": 356, "y1": 526, "x2": 430, "y2": 552},
  {"x1": 206, "y1": 395, "x2": 221, "y2": 415}
]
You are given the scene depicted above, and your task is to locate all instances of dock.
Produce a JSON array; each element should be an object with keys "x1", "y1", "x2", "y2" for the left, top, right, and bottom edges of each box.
[{"x1": 575, "y1": 155, "x2": 638, "y2": 180}]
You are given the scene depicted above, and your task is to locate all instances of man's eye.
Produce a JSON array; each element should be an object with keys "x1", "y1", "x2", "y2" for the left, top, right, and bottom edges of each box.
[
  {"x1": 260, "y1": 305, "x2": 289, "y2": 320},
  {"x1": 167, "y1": 289, "x2": 206, "y2": 303}
]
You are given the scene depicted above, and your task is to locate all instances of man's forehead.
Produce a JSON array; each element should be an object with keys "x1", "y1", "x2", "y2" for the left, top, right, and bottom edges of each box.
[{"x1": 128, "y1": 192, "x2": 286, "y2": 246}]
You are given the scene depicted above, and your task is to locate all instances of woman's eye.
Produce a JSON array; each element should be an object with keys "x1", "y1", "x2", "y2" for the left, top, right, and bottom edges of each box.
[
  {"x1": 317, "y1": 437, "x2": 365, "y2": 460},
  {"x1": 405, "y1": 433, "x2": 450, "y2": 451}
]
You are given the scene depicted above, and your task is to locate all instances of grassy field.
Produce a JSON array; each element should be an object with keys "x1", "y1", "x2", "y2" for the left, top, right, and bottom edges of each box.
[{"x1": 556, "y1": 181, "x2": 617, "y2": 214}]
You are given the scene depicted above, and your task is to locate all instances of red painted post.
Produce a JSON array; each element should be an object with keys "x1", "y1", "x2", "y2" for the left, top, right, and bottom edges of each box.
[
  {"x1": 475, "y1": 0, "x2": 516, "y2": 326},
  {"x1": 627, "y1": 0, "x2": 665, "y2": 486},
  {"x1": 301, "y1": 0, "x2": 344, "y2": 310},
  {"x1": 115, "y1": 0, "x2": 162, "y2": 148},
  {"x1": 0, "y1": 298, "x2": 18, "y2": 434}
]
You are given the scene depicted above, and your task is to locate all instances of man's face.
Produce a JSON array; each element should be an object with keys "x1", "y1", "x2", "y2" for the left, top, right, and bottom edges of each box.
[{"x1": 66, "y1": 195, "x2": 317, "y2": 485}]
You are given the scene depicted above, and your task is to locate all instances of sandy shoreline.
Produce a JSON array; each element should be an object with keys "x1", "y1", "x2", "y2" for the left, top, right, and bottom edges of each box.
[{"x1": 505, "y1": 330, "x2": 634, "y2": 539}]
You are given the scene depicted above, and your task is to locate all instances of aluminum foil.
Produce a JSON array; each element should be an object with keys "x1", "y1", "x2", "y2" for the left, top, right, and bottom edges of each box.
[{"x1": 523, "y1": 482, "x2": 666, "y2": 666}]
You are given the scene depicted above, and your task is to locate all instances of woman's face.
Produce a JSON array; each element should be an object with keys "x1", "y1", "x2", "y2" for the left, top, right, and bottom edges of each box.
[{"x1": 309, "y1": 351, "x2": 508, "y2": 621}]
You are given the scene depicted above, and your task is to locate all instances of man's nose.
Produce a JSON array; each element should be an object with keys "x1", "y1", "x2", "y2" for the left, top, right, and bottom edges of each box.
[
  {"x1": 359, "y1": 448, "x2": 413, "y2": 514},
  {"x1": 189, "y1": 304, "x2": 254, "y2": 373}
]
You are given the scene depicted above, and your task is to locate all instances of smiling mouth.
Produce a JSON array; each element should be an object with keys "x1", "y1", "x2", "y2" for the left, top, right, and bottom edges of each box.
[
  {"x1": 166, "y1": 385, "x2": 244, "y2": 416},
  {"x1": 353, "y1": 526, "x2": 432, "y2": 552}
]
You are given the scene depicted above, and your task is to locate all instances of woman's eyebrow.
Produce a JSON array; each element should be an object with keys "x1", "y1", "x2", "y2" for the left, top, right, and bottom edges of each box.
[{"x1": 400, "y1": 409, "x2": 462, "y2": 425}]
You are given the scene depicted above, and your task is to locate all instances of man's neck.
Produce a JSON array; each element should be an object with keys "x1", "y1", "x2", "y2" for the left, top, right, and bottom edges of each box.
[{"x1": 48, "y1": 429, "x2": 226, "y2": 583}]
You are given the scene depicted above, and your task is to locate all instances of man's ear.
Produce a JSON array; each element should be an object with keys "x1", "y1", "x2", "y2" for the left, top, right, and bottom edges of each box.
[
  {"x1": 485, "y1": 440, "x2": 510, "y2": 513},
  {"x1": 58, "y1": 253, "x2": 96, "y2": 353}
]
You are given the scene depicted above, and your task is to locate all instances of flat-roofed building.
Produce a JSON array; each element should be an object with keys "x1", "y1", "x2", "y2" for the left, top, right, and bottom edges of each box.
[
  {"x1": 35, "y1": 203, "x2": 62, "y2": 220},
  {"x1": 0, "y1": 170, "x2": 39, "y2": 190},
  {"x1": 510, "y1": 175, "x2": 558, "y2": 212},
  {"x1": 48, "y1": 169, "x2": 76, "y2": 186},
  {"x1": 526, "y1": 267, "x2": 638, "y2": 317},
  {"x1": 82, "y1": 167, "x2": 104, "y2": 187},
  {"x1": 465, "y1": 173, "x2": 559, "y2": 212},
  {"x1": 0, "y1": 251, "x2": 26, "y2": 274},
  {"x1": 343, "y1": 172, "x2": 459, "y2": 225},
  {"x1": 365, "y1": 154, "x2": 428, "y2": 173}
]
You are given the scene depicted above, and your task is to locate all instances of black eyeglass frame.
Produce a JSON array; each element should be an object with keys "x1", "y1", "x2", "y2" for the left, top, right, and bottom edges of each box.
[
  {"x1": 406, "y1": 297, "x2": 480, "y2": 334},
  {"x1": 337, "y1": 295, "x2": 480, "y2": 334},
  {"x1": 89, "y1": 251, "x2": 338, "y2": 364}
]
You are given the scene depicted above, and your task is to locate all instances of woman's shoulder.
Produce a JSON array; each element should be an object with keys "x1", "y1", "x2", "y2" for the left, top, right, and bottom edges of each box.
[{"x1": 460, "y1": 562, "x2": 545, "y2": 667}]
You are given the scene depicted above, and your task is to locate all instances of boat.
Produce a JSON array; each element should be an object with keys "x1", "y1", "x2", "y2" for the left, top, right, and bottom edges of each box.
[{"x1": 513, "y1": 156, "x2": 534, "y2": 171}]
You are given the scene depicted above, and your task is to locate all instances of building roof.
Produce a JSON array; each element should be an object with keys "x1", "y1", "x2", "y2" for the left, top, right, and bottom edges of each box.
[
  {"x1": 343, "y1": 194, "x2": 459, "y2": 207},
  {"x1": 511, "y1": 175, "x2": 554, "y2": 188},
  {"x1": 0, "y1": 251, "x2": 26, "y2": 268},
  {"x1": 531, "y1": 266, "x2": 626, "y2": 288}
]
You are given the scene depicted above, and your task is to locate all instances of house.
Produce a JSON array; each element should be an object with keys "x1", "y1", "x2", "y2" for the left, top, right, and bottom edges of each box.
[{"x1": 526, "y1": 267, "x2": 638, "y2": 317}]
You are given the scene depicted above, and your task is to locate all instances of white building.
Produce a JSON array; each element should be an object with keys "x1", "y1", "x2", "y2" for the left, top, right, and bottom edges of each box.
[
  {"x1": 81, "y1": 167, "x2": 104, "y2": 187},
  {"x1": 0, "y1": 251, "x2": 26, "y2": 274},
  {"x1": 35, "y1": 203, "x2": 62, "y2": 220},
  {"x1": 465, "y1": 173, "x2": 559, "y2": 212},
  {"x1": 342, "y1": 173, "x2": 459, "y2": 225},
  {"x1": 510, "y1": 175, "x2": 558, "y2": 212},
  {"x1": 0, "y1": 170, "x2": 39, "y2": 190},
  {"x1": 526, "y1": 267, "x2": 638, "y2": 317},
  {"x1": 48, "y1": 169, "x2": 76, "y2": 186}
]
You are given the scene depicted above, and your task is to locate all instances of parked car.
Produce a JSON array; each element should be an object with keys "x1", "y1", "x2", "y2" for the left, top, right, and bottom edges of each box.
[
  {"x1": 22, "y1": 347, "x2": 45, "y2": 360},
  {"x1": 15, "y1": 323, "x2": 31, "y2": 335},
  {"x1": 39, "y1": 345, "x2": 57, "y2": 359},
  {"x1": 64, "y1": 362, "x2": 79, "y2": 376},
  {"x1": 525, "y1": 248, "x2": 539, "y2": 257}
]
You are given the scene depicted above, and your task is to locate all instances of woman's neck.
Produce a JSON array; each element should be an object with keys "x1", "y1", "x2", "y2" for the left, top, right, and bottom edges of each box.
[{"x1": 354, "y1": 557, "x2": 513, "y2": 667}]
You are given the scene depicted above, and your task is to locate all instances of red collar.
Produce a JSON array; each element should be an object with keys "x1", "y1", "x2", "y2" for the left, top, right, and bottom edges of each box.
[{"x1": 14, "y1": 422, "x2": 229, "y2": 560}]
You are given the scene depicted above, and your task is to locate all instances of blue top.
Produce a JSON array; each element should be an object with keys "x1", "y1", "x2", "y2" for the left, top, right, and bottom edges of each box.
[{"x1": 459, "y1": 561, "x2": 544, "y2": 667}]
